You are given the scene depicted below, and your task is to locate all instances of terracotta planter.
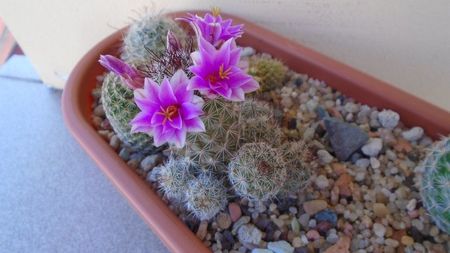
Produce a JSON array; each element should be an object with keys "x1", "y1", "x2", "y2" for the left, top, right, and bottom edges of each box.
[{"x1": 62, "y1": 10, "x2": 450, "y2": 253}]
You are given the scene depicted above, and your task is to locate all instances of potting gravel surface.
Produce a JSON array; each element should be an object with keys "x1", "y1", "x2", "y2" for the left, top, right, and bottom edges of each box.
[{"x1": 92, "y1": 49, "x2": 449, "y2": 253}]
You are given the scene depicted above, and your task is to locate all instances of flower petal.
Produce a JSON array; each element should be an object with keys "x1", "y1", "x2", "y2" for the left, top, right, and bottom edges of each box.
[
  {"x1": 130, "y1": 112, "x2": 152, "y2": 133},
  {"x1": 185, "y1": 118, "x2": 206, "y2": 132},
  {"x1": 180, "y1": 102, "x2": 203, "y2": 120},
  {"x1": 169, "y1": 113, "x2": 182, "y2": 130},
  {"x1": 158, "y1": 78, "x2": 178, "y2": 107}
]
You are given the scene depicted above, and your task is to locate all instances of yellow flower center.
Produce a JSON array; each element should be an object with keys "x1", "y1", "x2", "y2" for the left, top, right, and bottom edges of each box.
[
  {"x1": 208, "y1": 64, "x2": 231, "y2": 84},
  {"x1": 156, "y1": 105, "x2": 178, "y2": 125}
]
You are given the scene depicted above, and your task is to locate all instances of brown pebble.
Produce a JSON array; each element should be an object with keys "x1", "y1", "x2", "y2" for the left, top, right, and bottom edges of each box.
[
  {"x1": 400, "y1": 235, "x2": 414, "y2": 246},
  {"x1": 196, "y1": 221, "x2": 208, "y2": 240},
  {"x1": 323, "y1": 235, "x2": 351, "y2": 253},
  {"x1": 373, "y1": 203, "x2": 389, "y2": 218},
  {"x1": 228, "y1": 202, "x2": 242, "y2": 222},
  {"x1": 303, "y1": 200, "x2": 327, "y2": 215},
  {"x1": 217, "y1": 212, "x2": 232, "y2": 229},
  {"x1": 331, "y1": 163, "x2": 347, "y2": 175},
  {"x1": 394, "y1": 138, "x2": 412, "y2": 153}
]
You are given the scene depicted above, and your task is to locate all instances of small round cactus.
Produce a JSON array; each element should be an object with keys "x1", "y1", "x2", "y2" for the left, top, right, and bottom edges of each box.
[
  {"x1": 421, "y1": 137, "x2": 450, "y2": 234},
  {"x1": 185, "y1": 173, "x2": 228, "y2": 220},
  {"x1": 122, "y1": 14, "x2": 186, "y2": 66},
  {"x1": 247, "y1": 54, "x2": 288, "y2": 92},
  {"x1": 228, "y1": 142, "x2": 287, "y2": 201},
  {"x1": 156, "y1": 156, "x2": 198, "y2": 199},
  {"x1": 101, "y1": 73, "x2": 153, "y2": 150},
  {"x1": 279, "y1": 140, "x2": 311, "y2": 194}
]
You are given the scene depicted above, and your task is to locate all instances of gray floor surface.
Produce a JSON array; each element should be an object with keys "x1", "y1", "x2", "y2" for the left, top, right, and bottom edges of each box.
[{"x1": 0, "y1": 55, "x2": 169, "y2": 253}]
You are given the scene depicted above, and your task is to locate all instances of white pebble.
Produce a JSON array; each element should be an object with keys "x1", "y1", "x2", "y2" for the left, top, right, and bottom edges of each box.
[
  {"x1": 267, "y1": 240, "x2": 294, "y2": 253},
  {"x1": 373, "y1": 223, "x2": 386, "y2": 237},
  {"x1": 314, "y1": 175, "x2": 330, "y2": 189},
  {"x1": 406, "y1": 199, "x2": 417, "y2": 211},
  {"x1": 241, "y1": 47, "x2": 256, "y2": 57},
  {"x1": 370, "y1": 157, "x2": 381, "y2": 169},
  {"x1": 378, "y1": 110, "x2": 400, "y2": 129},
  {"x1": 401, "y1": 127, "x2": 424, "y2": 141},
  {"x1": 361, "y1": 138, "x2": 383, "y2": 157},
  {"x1": 317, "y1": 150, "x2": 334, "y2": 164}
]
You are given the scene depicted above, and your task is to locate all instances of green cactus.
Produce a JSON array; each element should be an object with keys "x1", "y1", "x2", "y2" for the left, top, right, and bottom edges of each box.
[
  {"x1": 179, "y1": 99, "x2": 241, "y2": 172},
  {"x1": 122, "y1": 14, "x2": 186, "y2": 67},
  {"x1": 101, "y1": 73, "x2": 153, "y2": 150},
  {"x1": 247, "y1": 54, "x2": 288, "y2": 92},
  {"x1": 421, "y1": 137, "x2": 450, "y2": 234},
  {"x1": 228, "y1": 142, "x2": 287, "y2": 201},
  {"x1": 279, "y1": 141, "x2": 311, "y2": 195},
  {"x1": 185, "y1": 173, "x2": 228, "y2": 220},
  {"x1": 239, "y1": 100, "x2": 283, "y2": 147},
  {"x1": 156, "y1": 156, "x2": 198, "y2": 199}
]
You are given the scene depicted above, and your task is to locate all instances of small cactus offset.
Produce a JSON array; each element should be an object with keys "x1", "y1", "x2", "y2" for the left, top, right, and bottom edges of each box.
[
  {"x1": 228, "y1": 142, "x2": 287, "y2": 201},
  {"x1": 279, "y1": 140, "x2": 311, "y2": 194},
  {"x1": 239, "y1": 100, "x2": 283, "y2": 147},
  {"x1": 156, "y1": 156, "x2": 198, "y2": 199},
  {"x1": 247, "y1": 54, "x2": 288, "y2": 92},
  {"x1": 179, "y1": 99, "x2": 242, "y2": 172},
  {"x1": 101, "y1": 73, "x2": 153, "y2": 150},
  {"x1": 421, "y1": 137, "x2": 450, "y2": 234},
  {"x1": 185, "y1": 173, "x2": 228, "y2": 220},
  {"x1": 122, "y1": 14, "x2": 186, "y2": 67}
]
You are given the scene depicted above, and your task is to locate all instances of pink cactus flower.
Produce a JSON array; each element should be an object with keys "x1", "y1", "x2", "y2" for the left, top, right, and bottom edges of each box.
[{"x1": 130, "y1": 70, "x2": 205, "y2": 148}]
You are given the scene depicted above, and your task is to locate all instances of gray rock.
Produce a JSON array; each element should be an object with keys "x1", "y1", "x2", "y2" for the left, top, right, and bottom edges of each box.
[
  {"x1": 146, "y1": 165, "x2": 162, "y2": 182},
  {"x1": 324, "y1": 117, "x2": 369, "y2": 161},
  {"x1": 361, "y1": 138, "x2": 383, "y2": 157},
  {"x1": 232, "y1": 216, "x2": 251, "y2": 234},
  {"x1": 140, "y1": 154, "x2": 160, "y2": 172},
  {"x1": 355, "y1": 158, "x2": 370, "y2": 169},
  {"x1": 378, "y1": 109, "x2": 400, "y2": 129},
  {"x1": 237, "y1": 224, "x2": 263, "y2": 245},
  {"x1": 317, "y1": 150, "x2": 334, "y2": 164},
  {"x1": 267, "y1": 240, "x2": 294, "y2": 253},
  {"x1": 401, "y1": 127, "x2": 424, "y2": 141}
]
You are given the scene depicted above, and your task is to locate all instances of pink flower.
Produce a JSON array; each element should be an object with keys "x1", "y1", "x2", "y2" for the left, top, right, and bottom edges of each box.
[
  {"x1": 179, "y1": 12, "x2": 243, "y2": 47},
  {"x1": 188, "y1": 37, "x2": 259, "y2": 101},
  {"x1": 130, "y1": 70, "x2": 205, "y2": 148},
  {"x1": 99, "y1": 55, "x2": 144, "y2": 89}
]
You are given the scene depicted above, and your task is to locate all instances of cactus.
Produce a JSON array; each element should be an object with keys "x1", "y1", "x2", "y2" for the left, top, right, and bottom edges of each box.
[
  {"x1": 179, "y1": 99, "x2": 241, "y2": 172},
  {"x1": 239, "y1": 100, "x2": 283, "y2": 147},
  {"x1": 122, "y1": 14, "x2": 186, "y2": 67},
  {"x1": 247, "y1": 54, "x2": 288, "y2": 92},
  {"x1": 279, "y1": 141, "x2": 311, "y2": 195},
  {"x1": 228, "y1": 142, "x2": 287, "y2": 201},
  {"x1": 156, "y1": 156, "x2": 198, "y2": 199},
  {"x1": 185, "y1": 173, "x2": 228, "y2": 220},
  {"x1": 101, "y1": 73, "x2": 153, "y2": 150},
  {"x1": 421, "y1": 137, "x2": 450, "y2": 234}
]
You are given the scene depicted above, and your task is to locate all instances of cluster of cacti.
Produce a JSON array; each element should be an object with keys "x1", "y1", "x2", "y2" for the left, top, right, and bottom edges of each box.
[
  {"x1": 101, "y1": 73, "x2": 153, "y2": 150},
  {"x1": 179, "y1": 99, "x2": 242, "y2": 172},
  {"x1": 154, "y1": 156, "x2": 227, "y2": 220},
  {"x1": 228, "y1": 143, "x2": 288, "y2": 201},
  {"x1": 122, "y1": 14, "x2": 186, "y2": 67},
  {"x1": 421, "y1": 137, "x2": 450, "y2": 234},
  {"x1": 247, "y1": 54, "x2": 288, "y2": 92}
]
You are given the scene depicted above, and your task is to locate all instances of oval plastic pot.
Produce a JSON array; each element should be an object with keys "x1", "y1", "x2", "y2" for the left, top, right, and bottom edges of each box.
[{"x1": 62, "y1": 10, "x2": 450, "y2": 253}]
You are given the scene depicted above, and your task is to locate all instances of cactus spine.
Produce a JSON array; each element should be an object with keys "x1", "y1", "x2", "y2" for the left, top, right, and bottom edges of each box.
[
  {"x1": 279, "y1": 141, "x2": 311, "y2": 194},
  {"x1": 185, "y1": 173, "x2": 228, "y2": 220},
  {"x1": 228, "y1": 143, "x2": 287, "y2": 201},
  {"x1": 156, "y1": 156, "x2": 197, "y2": 199},
  {"x1": 122, "y1": 14, "x2": 186, "y2": 67},
  {"x1": 101, "y1": 73, "x2": 153, "y2": 150},
  {"x1": 421, "y1": 137, "x2": 450, "y2": 234}
]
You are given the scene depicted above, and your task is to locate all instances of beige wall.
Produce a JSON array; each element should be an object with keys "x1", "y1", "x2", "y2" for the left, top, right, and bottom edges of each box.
[{"x1": 1, "y1": 0, "x2": 449, "y2": 110}]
